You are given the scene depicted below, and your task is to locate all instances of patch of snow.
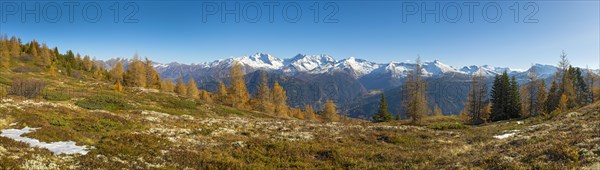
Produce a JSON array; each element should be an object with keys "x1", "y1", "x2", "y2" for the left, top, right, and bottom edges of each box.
[
  {"x1": 0, "y1": 127, "x2": 92, "y2": 155},
  {"x1": 493, "y1": 130, "x2": 520, "y2": 139}
]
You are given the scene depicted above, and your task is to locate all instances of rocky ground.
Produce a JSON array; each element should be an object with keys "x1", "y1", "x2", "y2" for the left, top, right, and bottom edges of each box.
[{"x1": 0, "y1": 95, "x2": 599, "y2": 169}]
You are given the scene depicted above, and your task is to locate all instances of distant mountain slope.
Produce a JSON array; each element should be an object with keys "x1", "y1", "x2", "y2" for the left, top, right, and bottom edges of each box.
[{"x1": 105, "y1": 53, "x2": 597, "y2": 119}]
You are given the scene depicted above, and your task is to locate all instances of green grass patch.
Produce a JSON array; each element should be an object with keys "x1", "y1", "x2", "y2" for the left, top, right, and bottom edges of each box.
[
  {"x1": 76, "y1": 95, "x2": 130, "y2": 111},
  {"x1": 163, "y1": 99, "x2": 197, "y2": 110},
  {"x1": 427, "y1": 123, "x2": 469, "y2": 130},
  {"x1": 43, "y1": 91, "x2": 72, "y2": 101}
]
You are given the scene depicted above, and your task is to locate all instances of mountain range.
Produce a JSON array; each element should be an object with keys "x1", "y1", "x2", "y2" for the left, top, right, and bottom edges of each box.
[{"x1": 101, "y1": 53, "x2": 594, "y2": 119}]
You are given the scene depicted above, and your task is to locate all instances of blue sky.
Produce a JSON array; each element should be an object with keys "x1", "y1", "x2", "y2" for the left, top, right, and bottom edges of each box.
[{"x1": 1, "y1": 1, "x2": 599, "y2": 69}]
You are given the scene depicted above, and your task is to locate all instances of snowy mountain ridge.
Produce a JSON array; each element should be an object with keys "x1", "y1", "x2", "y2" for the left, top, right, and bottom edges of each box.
[{"x1": 150, "y1": 53, "x2": 567, "y2": 79}]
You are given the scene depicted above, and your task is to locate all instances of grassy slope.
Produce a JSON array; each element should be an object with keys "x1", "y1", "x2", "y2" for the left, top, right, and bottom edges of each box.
[{"x1": 0, "y1": 69, "x2": 599, "y2": 169}]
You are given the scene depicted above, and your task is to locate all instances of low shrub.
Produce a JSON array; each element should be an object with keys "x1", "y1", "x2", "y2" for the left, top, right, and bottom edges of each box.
[
  {"x1": 427, "y1": 123, "x2": 469, "y2": 130},
  {"x1": 76, "y1": 95, "x2": 130, "y2": 111},
  {"x1": 163, "y1": 99, "x2": 196, "y2": 110},
  {"x1": 12, "y1": 66, "x2": 42, "y2": 73},
  {"x1": 9, "y1": 79, "x2": 46, "y2": 98},
  {"x1": 43, "y1": 91, "x2": 72, "y2": 101}
]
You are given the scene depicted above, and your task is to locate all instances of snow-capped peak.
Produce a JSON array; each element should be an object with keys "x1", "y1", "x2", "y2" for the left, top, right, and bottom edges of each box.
[
  {"x1": 334, "y1": 57, "x2": 380, "y2": 78},
  {"x1": 283, "y1": 54, "x2": 337, "y2": 73}
]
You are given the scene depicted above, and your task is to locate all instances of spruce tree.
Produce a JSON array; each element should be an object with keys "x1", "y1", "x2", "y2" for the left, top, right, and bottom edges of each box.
[
  {"x1": 373, "y1": 93, "x2": 393, "y2": 122},
  {"x1": 508, "y1": 76, "x2": 522, "y2": 118},
  {"x1": 490, "y1": 72, "x2": 520, "y2": 121},
  {"x1": 573, "y1": 68, "x2": 591, "y2": 106}
]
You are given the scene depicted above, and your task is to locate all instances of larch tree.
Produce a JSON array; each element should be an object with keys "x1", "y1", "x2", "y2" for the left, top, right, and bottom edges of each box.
[
  {"x1": 304, "y1": 104, "x2": 317, "y2": 121},
  {"x1": 216, "y1": 81, "x2": 228, "y2": 104},
  {"x1": 31, "y1": 41, "x2": 40, "y2": 65},
  {"x1": 145, "y1": 58, "x2": 161, "y2": 88},
  {"x1": 256, "y1": 71, "x2": 274, "y2": 113},
  {"x1": 402, "y1": 56, "x2": 428, "y2": 124},
  {"x1": 272, "y1": 81, "x2": 289, "y2": 117},
  {"x1": 175, "y1": 76, "x2": 187, "y2": 96},
  {"x1": 0, "y1": 40, "x2": 10, "y2": 70},
  {"x1": 525, "y1": 67, "x2": 540, "y2": 116},
  {"x1": 373, "y1": 93, "x2": 393, "y2": 122},
  {"x1": 48, "y1": 64, "x2": 58, "y2": 77},
  {"x1": 229, "y1": 63, "x2": 250, "y2": 109},
  {"x1": 199, "y1": 90, "x2": 213, "y2": 103},
  {"x1": 546, "y1": 80, "x2": 560, "y2": 112},
  {"x1": 186, "y1": 77, "x2": 199, "y2": 99},
  {"x1": 9, "y1": 36, "x2": 20, "y2": 58},
  {"x1": 83, "y1": 55, "x2": 92, "y2": 71},
  {"x1": 557, "y1": 93, "x2": 569, "y2": 113},
  {"x1": 433, "y1": 104, "x2": 443, "y2": 117},
  {"x1": 585, "y1": 67, "x2": 596, "y2": 103},
  {"x1": 536, "y1": 80, "x2": 548, "y2": 115},
  {"x1": 113, "y1": 81, "x2": 123, "y2": 92},
  {"x1": 520, "y1": 85, "x2": 531, "y2": 118},
  {"x1": 124, "y1": 56, "x2": 147, "y2": 87},
  {"x1": 37, "y1": 44, "x2": 51, "y2": 67},
  {"x1": 464, "y1": 73, "x2": 488, "y2": 124},
  {"x1": 110, "y1": 62, "x2": 125, "y2": 83},
  {"x1": 160, "y1": 79, "x2": 175, "y2": 92},
  {"x1": 323, "y1": 100, "x2": 339, "y2": 122},
  {"x1": 291, "y1": 108, "x2": 304, "y2": 119}
]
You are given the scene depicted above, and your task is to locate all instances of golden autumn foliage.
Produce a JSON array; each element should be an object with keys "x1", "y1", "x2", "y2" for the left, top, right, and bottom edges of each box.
[
  {"x1": 272, "y1": 81, "x2": 288, "y2": 117},
  {"x1": 216, "y1": 81, "x2": 228, "y2": 103},
  {"x1": 304, "y1": 104, "x2": 317, "y2": 121},
  {"x1": 124, "y1": 55, "x2": 147, "y2": 87},
  {"x1": 323, "y1": 100, "x2": 339, "y2": 122},
  {"x1": 110, "y1": 62, "x2": 125, "y2": 83},
  {"x1": 199, "y1": 90, "x2": 213, "y2": 103},
  {"x1": 0, "y1": 39, "x2": 10, "y2": 70},
  {"x1": 175, "y1": 76, "x2": 187, "y2": 96},
  {"x1": 228, "y1": 63, "x2": 250, "y2": 110},
  {"x1": 187, "y1": 78, "x2": 199, "y2": 99},
  {"x1": 145, "y1": 58, "x2": 160, "y2": 88},
  {"x1": 113, "y1": 81, "x2": 123, "y2": 92},
  {"x1": 160, "y1": 80, "x2": 175, "y2": 93}
]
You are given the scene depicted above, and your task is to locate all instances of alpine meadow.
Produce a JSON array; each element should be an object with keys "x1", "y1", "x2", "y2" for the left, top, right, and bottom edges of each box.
[{"x1": 0, "y1": 0, "x2": 599, "y2": 169}]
